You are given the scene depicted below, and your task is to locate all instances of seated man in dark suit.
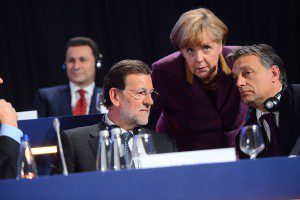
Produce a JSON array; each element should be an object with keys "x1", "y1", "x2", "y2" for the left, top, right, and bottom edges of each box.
[
  {"x1": 51, "y1": 59, "x2": 176, "y2": 174},
  {"x1": 0, "y1": 77, "x2": 23, "y2": 179},
  {"x1": 230, "y1": 44, "x2": 300, "y2": 158},
  {"x1": 33, "y1": 36, "x2": 103, "y2": 118}
]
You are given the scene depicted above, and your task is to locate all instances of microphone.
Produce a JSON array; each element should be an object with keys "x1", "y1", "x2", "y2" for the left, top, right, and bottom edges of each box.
[{"x1": 53, "y1": 118, "x2": 68, "y2": 176}]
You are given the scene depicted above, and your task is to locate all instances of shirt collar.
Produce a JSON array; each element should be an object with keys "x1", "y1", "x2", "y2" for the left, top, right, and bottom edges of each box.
[
  {"x1": 69, "y1": 81, "x2": 95, "y2": 95},
  {"x1": 104, "y1": 114, "x2": 132, "y2": 134}
]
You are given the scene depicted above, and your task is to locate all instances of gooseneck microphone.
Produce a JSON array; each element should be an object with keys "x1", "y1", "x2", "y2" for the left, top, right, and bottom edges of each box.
[{"x1": 53, "y1": 118, "x2": 68, "y2": 176}]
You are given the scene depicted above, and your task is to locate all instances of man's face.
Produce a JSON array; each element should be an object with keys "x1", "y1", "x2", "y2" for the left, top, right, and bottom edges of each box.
[
  {"x1": 232, "y1": 55, "x2": 277, "y2": 109},
  {"x1": 181, "y1": 32, "x2": 222, "y2": 83},
  {"x1": 66, "y1": 45, "x2": 96, "y2": 87},
  {"x1": 0, "y1": 78, "x2": 3, "y2": 84},
  {"x1": 118, "y1": 74, "x2": 154, "y2": 128}
]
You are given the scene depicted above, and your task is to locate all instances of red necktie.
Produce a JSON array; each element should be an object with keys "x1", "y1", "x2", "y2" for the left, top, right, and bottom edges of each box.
[{"x1": 73, "y1": 89, "x2": 87, "y2": 115}]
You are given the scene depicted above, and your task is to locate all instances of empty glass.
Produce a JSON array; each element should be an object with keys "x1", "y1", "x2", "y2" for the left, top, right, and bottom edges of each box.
[
  {"x1": 240, "y1": 124, "x2": 265, "y2": 159},
  {"x1": 132, "y1": 129, "x2": 156, "y2": 169},
  {"x1": 96, "y1": 93, "x2": 108, "y2": 114}
]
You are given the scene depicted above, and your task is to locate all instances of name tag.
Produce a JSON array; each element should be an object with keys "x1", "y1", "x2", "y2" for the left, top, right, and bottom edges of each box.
[{"x1": 137, "y1": 148, "x2": 236, "y2": 169}]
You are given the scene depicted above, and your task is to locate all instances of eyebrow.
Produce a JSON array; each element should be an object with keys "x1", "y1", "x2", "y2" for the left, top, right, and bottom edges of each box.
[{"x1": 234, "y1": 65, "x2": 251, "y2": 74}]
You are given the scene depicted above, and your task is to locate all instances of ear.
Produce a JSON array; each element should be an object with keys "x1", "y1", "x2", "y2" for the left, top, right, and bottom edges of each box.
[
  {"x1": 109, "y1": 88, "x2": 121, "y2": 107},
  {"x1": 270, "y1": 65, "x2": 280, "y2": 82}
]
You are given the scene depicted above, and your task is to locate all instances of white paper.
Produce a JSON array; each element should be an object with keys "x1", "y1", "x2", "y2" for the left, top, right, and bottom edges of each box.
[
  {"x1": 17, "y1": 110, "x2": 38, "y2": 120},
  {"x1": 137, "y1": 147, "x2": 236, "y2": 169}
]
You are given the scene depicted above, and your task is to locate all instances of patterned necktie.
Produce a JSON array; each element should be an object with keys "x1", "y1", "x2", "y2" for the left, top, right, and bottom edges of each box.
[
  {"x1": 73, "y1": 89, "x2": 87, "y2": 115},
  {"x1": 260, "y1": 113, "x2": 279, "y2": 156},
  {"x1": 121, "y1": 131, "x2": 133, "y2": 168}
]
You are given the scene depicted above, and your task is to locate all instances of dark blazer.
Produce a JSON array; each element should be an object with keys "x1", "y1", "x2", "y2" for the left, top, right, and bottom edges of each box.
[
  {"x1": 148, "y1": 46, "x2": 248, "y2": 151},
  {"x1": 32, "y1": 84, "x2": 103, "y2": 118},
  {"x1": 51, "y1": 122, "x2": 176, "y2": 174},
  {"x1": 237, "y1": 84, "x2": 300, "y2": 158},
  {"x1": 0, "y1": 136, "x2": 20, "y2": 179}
]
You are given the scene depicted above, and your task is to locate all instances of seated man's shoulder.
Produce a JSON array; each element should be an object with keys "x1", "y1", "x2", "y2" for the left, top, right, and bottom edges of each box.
[
  {"x1": 64, "y1": 124, "x2": 100, "y2": 138},
  {"x1": 38, "y1": 85, "x2": 69, "y2": 94}
]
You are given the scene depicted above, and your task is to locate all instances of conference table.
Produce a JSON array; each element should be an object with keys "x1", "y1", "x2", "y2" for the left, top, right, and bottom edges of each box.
[
  {"x1": 1, "y1": 114, "x2": 299, "y2": 199},
  {"x1": 0, "y1": 156, "x2": 299, "y2": 199}
]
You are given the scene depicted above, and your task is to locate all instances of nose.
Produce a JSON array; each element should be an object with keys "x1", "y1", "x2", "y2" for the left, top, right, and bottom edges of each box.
[
  {"x1": 143, "y1": 93, "x2": 154, "y2": 107},
  {"x1": 235, "y1": 75, "x2": 246, "y2": 88},
  {"x1": 195, "y1": 50, "x2": 204, "y2": 63}
]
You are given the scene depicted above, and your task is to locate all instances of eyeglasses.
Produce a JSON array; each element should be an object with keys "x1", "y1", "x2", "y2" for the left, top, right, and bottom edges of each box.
[{"x1": 123, "y1": 89, "x2": 158, "y2": 100}]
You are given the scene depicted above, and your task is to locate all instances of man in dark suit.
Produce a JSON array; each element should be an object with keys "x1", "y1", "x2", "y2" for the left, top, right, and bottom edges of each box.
[
  {"x1": 230, "y1": 44, "x2": 300, "y2": 158},
  {"x1": 33, "y1": 37, "x2": 104, "y2": 118},
  {"x1": 51, "y1": 60, "x2": 176, "y2": 174},
  {"x1": 0, "y1": 77, "x2": 23, "y2": 179}
]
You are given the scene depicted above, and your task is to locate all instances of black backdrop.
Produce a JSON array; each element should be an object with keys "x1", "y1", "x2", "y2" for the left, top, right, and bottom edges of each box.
[{"x1": 0, "y1": 0, "x2": 299, "y2": 111}]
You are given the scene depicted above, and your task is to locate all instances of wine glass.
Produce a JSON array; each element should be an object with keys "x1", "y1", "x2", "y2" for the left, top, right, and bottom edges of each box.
[
  {"x1": 240, "y1": 124, "x2": 265, "y2": 159},
  {"x1": 96, "y1": 93, "x2": 108, "y2": 114},
  {"x1": 132, "y1": 129, "x2": 156, "y2": 169}
]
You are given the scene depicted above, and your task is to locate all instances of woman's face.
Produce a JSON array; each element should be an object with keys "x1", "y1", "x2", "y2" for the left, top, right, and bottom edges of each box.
[{"x1": 181, "y1": 32, "x2": 223, "y2": 83}]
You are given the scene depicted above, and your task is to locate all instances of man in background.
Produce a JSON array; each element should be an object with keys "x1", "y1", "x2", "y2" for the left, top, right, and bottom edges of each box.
[
  {"x1": 33, "y1": 36, "x2": 103, "y2": 118},
  {"x1": 230, "y1": 44, "x2": 300, "y2": 158},
  {"x1": 0, "y1": 77, "x2": 23, "y2": 179},
  {"x1": 51, "y1": 60, "x2": 176, "y2": 174}
]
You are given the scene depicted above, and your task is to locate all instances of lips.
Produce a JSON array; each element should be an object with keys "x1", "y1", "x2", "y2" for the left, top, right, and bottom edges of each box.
[{"x1": 240, "y1": 91, "x2": 253, "y2": 96}]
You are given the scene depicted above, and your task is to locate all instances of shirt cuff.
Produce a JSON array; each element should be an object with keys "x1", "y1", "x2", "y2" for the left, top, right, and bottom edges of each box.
[{"x1": 0, "y1": 124, "x2": 23, "y2": 144}]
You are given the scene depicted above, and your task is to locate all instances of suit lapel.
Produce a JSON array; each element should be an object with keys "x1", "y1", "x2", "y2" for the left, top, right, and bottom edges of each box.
[
  {"x1": 59, "y1": 85, "x2": 72, "y2": 116},
  {"x1": 217, "y1": 72, "x2": 232, "y2": 110},
  {"x1": 278, "y1": 89, "x2": 294, "y2": 154},
  {"x1": 88, "y1": 122, "x2": 107, "y2": 157}
]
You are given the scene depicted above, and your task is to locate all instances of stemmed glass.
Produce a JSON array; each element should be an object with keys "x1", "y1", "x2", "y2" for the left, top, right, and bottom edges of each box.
[
  {"x1": 96, "y1": 93, "x2": 108, "y2": 114},
  {"x1": 132, "y1": 129, "x2": 156, "y2": 169},
  {"x1": 240, "y1": 124, "x2": 265, "y2": 159}
]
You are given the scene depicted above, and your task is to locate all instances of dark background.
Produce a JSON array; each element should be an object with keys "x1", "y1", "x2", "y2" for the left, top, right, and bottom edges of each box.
[{"x1": 0, "y1": 0, "x2": 299, "y2": 112}]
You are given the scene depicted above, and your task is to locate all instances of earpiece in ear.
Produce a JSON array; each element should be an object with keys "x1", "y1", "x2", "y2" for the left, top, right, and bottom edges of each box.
[
  {"x1": 96, "y1": 53, "x2": 103, "y2": 69},
  {"x1": 96, "y1": 60, "x2": 101, "y2": 68}
]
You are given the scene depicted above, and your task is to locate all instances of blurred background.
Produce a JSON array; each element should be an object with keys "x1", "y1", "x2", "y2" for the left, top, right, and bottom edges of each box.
[{"x1": 0, "y1": 0, "x2": 299, "y2": 112}]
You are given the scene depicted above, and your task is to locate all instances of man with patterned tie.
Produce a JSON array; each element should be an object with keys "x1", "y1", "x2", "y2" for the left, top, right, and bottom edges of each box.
[
  {"x1": 51, "y1": 60, "x2": 176, "y2": 174},
  {"x1": 230, "y1": 44, "x2": 300, "y2": 158},
  {"x1": 32, "y1": 36, "x2": 103, "y2": 117}
]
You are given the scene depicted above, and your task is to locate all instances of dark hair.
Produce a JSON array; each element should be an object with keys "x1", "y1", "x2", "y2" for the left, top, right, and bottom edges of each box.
[
  {"x1": 66, "y1": 36, "x2": 99, "y2": 61},
  {"x1": 103, "y1": 59, "x2": 151, "y2": 107},
  {"x1": 228, "y1": 44, "x2": 287, "y2": 85}
]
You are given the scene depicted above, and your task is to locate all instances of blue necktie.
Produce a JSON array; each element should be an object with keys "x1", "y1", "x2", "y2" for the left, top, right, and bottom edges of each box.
[{"x1": 121, "y1": 132, "x2": 133, "y2": 168}]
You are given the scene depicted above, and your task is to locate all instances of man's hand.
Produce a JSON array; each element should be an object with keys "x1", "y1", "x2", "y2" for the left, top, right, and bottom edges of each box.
[{"x1": 0, "y1": 99, "x2": 18, "y2": 127}]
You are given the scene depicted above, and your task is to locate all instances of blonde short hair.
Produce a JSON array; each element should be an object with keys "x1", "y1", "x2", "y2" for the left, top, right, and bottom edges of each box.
[{"x1": 170, "y1": 8, "x2": 228, "y2": 50}]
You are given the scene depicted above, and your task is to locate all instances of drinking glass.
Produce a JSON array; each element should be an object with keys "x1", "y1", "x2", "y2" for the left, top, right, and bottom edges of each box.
[
  {"x1": 96, "y1": 93, "x2": 108, "y2": 114},
  {"x1": 240, "y1": 124, "x2": 265, "y2": 159},
  {"x1": 132, "y1": 129, "x2": 156, "y2": 169}
]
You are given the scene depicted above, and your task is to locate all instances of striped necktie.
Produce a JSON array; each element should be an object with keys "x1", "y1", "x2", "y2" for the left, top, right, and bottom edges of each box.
[{"x1": 121, "y1": 131, "x2": 133, "y2": 168}]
